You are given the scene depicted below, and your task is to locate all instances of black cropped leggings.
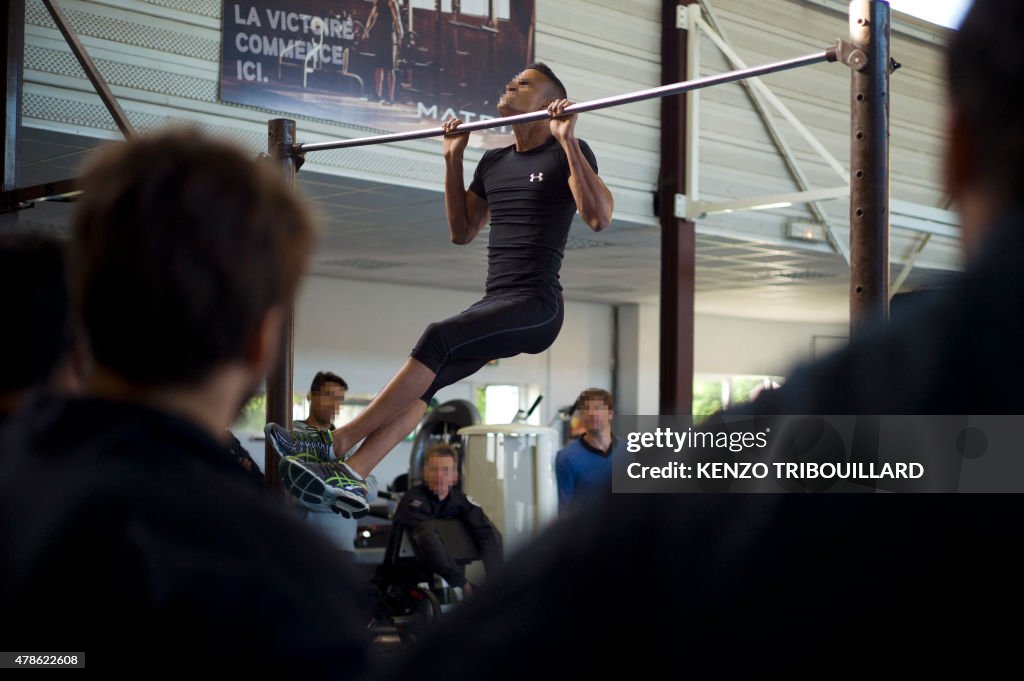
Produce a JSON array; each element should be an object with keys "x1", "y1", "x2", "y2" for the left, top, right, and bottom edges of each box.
[{"x1": 410, "y1": 291, "x2": 563, "y2": 402}]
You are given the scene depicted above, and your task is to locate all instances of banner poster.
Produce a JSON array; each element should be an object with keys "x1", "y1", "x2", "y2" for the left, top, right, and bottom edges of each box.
[{"x1": 220, "y1": 0, "x2": 536, "y2": 149}]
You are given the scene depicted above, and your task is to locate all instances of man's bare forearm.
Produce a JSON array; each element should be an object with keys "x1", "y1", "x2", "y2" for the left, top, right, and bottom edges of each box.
[
  {"x1": 562, "y1": 137, "x2": 613, "y2": 231},
  {"x1": 444, "y1": 153, "x2": 473, "y2": 244}
]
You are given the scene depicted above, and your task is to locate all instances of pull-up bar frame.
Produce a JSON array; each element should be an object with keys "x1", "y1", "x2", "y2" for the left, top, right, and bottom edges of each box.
[
  {"x1": 292, "y1": 47, "x2": 839, "y2": 155},
  {"x1": 268, "y1": 0, "x2": 891, "y2": 436}
]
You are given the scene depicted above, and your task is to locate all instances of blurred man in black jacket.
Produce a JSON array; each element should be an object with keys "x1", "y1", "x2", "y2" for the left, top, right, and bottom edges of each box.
[{"x1": 0, "y1": 129, "x2": 369, "y2": 675}]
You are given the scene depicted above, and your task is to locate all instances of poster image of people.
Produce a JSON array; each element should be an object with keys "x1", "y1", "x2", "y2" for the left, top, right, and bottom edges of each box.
[{"x1": 220, "y1": 1, "x2": 536, "y2": 149}]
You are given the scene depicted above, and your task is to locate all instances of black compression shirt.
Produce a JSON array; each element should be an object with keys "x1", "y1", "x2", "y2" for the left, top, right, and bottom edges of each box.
[{"x1": 469, "y1": 136, "x2": 598, "y2": 295}]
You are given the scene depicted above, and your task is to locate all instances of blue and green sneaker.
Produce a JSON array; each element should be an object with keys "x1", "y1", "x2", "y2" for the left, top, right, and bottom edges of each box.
[
  {"x1": 278, "y1": 457, "x2": 370, "y2": 518},
  {"x1": 264, "y1": 422, "x2": 334, "y2": 463}
]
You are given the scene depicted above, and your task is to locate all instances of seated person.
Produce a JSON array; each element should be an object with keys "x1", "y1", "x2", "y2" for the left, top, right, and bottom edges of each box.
[{"x1": 393, "y1": 443, "x2": 502, "y2": 597}]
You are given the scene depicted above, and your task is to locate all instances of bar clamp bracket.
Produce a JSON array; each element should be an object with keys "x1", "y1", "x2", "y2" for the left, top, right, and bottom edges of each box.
[
  {"x1": 833, "y1": 39, "x2": 901, "y2": 74},
  {"x1": 834, "y1": 39, "x2": 869, "y2": 72},
  {"x1": 274, "y1": 144, "x2": 306, "y2": 172}
]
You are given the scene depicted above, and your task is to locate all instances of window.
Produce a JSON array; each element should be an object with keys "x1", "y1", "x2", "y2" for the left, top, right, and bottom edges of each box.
[
  {"x1": 476, "y1": 384, "x2": 519, "y2": 424},
  {"x1": 410, "y1": 0, "x2": 511, "y2": 21},
  {"x1": 231, "y1": 392, "x2": 308, "y2": 435},
  {"x1": 693, "y1": 374, "x2": 783, "y2": 421},
  {"x1": 887, "y1": 0, "x2": 969, "y2": 29},
  {"x1": 474, "y1": 383, "x2": 541, "y2": 425},
  {"x1": 231, "y1": 392, "x2": 372, "y2": 435}
]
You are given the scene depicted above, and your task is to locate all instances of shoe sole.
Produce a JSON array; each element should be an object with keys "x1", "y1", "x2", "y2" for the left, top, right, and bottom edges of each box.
[
  {"x1": 278, "y1": 457, "x2": 370, "y2": 519},
  {"x1": 266, "y1": 424, "x2": 333, "y2": 465}
]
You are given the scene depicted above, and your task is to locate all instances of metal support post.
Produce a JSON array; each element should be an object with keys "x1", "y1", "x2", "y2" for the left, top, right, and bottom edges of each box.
[
  {"x1": 848, "y1": 0, "x2": 891, "y2": 332},
  {"x1": 659, "y1": 0, "x2": 700, "y2": 416},
  {"x1": 265, "y1": 118, "x2": 303, "y2": 488},
  {"x1": 3, "y1": 1, "x2": 24, "y2": 196}
]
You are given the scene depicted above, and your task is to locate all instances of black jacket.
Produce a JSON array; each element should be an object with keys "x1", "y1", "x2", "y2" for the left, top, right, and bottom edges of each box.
[
  {"x1": 393, "y1": 484, "x2": 502, "y2": 587},
  {"x1": 0, "y1": 396, "x2": 369, "y2": 674}
]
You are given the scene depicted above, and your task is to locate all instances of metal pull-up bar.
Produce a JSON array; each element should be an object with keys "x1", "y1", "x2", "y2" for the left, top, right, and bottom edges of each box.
[{"x1": 295, "y1": 47, "x2": 839, "y2": 155}]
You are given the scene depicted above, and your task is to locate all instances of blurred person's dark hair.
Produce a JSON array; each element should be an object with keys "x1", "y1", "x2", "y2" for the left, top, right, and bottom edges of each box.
[
  {"x1": 69, "y1": 128, "x2": 316, "y2": 387},
  {"x1": 424, "y1": 442, "x2": 458, "y2": 464},
  {"x1": 0, "y1": 233, "x2": 73, "y2": 403},
  {"x1": 577, "y1": 387, "x2": 613, "y2": 410},
  {"x1": 310, "y1": 371, "x2": 348, "y2": 393},
  {"x1": 947, "y1": 0, "x2": 1024, "y2": 206}
]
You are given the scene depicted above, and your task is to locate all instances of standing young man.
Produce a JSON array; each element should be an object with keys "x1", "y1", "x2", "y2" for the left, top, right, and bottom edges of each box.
[
  {"x1": 268, "y1": 62, "x2": 614, "y2": 519},
  {"x1": 555, "y1": 388, "x2": 620, "y2": 513}
]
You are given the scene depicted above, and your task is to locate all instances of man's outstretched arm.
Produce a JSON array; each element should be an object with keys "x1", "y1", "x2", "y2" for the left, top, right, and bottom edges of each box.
[
  {"x1": 548, "y1": 99, "x2": 614, "y2": 232},
  {"x1": 443, "y1": 118, "x2": 490, "y2": 245}
]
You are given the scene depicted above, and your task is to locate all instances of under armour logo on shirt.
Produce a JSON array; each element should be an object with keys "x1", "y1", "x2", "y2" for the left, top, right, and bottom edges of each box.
[{"x1": 529, "y1": 172, "x2": 544, "y2": 182}]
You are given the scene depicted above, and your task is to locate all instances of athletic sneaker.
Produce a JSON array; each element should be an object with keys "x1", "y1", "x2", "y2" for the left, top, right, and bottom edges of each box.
[
  {"x1": 278, "y1": 457, "x2": 371, "y2": 519},
  {"x1": 264, "y1": 422, "x2": 334, "y2": 463}
]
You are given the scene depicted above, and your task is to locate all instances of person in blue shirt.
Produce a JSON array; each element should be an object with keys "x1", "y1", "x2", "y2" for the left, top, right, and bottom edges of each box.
[{"x1": 555, "y1": 388, "x2": 619, "y2": 513}]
